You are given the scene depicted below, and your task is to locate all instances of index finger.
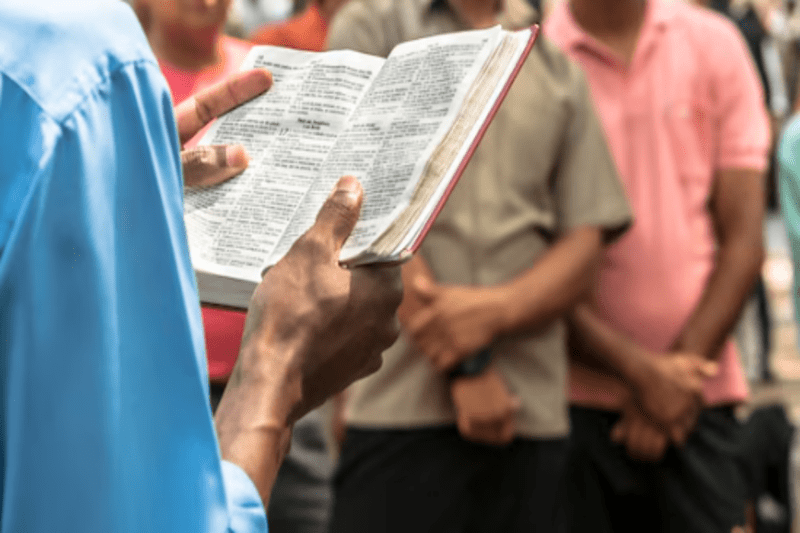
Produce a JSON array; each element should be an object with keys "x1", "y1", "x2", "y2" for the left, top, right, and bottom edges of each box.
[{"x1": 176, "y1": 68, "x2": 273, "y2": 145}]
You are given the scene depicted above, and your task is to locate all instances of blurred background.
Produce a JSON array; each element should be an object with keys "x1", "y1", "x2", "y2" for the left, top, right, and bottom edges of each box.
[{"x1": 119, "y1": 0, "x2": 800, "y2": 530}]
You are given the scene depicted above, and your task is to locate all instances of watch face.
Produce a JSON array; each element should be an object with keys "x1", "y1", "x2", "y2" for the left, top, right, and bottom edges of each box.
[{"x1": 449, "y1": 347, "x2": 492, "y2": 379}]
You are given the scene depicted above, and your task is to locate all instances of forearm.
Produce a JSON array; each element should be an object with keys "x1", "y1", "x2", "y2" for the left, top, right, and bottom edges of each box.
[
  {"x1": 403, "y1": 227, "x2": 602, "y2": 371},
  {"x1": 569, "y1": 303, "x2": 655, "y2": 389},
  {"x1": 494, "y1": 225, "x2": 603, "y2": 335},
  {"x1": 672, "y1": 238, "x2": 764, "y2": 359},
  {"x1": 672, "y1": 166, "x2": 767, "y2": 359},
  {"x1": 214, "y1": 341, "x2": 302, "y2": 508}
]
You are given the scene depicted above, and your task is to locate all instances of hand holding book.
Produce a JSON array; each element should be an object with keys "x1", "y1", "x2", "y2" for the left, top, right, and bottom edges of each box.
[
  {"x1": 177, "y1": 69, "x2": 274, "y2": 188},
  {"x1": 185, "y1": 25, "x2": 538, "y2": 308}
]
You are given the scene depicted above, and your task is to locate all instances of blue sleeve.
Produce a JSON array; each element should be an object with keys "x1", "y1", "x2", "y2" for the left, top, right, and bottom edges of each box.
[
  {"x1": 0, "y1": 43, "x2": 267, "y2": 533},
  {"x1": 223, "y1": 462, "x2": 272, "y2": 532},
  {"x1": 779, "y1": 116, "x2": 800, "y2": 347}
]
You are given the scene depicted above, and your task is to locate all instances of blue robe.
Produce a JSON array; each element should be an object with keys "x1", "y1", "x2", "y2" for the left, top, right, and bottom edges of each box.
[{"x1": 0, "y1": 1, "x2": 267, "y2": 531}]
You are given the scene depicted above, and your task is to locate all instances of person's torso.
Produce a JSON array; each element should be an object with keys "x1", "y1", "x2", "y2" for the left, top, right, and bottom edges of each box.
[
  {"x1": 338, "y1": 0, "x2": 586, "y2": 437},
  {"x1": 545, "y1": 0, "x2": 751, "y2": 407}
]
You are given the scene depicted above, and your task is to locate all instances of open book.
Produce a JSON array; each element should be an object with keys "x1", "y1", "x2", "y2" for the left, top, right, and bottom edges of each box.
[{"x1": 186, "y1": 25, "x2": 538, "y2": 308}]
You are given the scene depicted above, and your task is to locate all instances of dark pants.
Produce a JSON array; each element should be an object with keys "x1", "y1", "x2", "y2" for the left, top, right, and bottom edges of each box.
[
  {"x1": 739, "y1": 405, "x2": 795, "y2": 533},
  {"x1": 267, "y1": 409, "x2": 334, "y2": 533},
  {"x1": 567, "y1": 406, "x2": 747, "y2": 533},
  {"x1": 330, "y1": 426, "x2": 568, "y2": 533}
]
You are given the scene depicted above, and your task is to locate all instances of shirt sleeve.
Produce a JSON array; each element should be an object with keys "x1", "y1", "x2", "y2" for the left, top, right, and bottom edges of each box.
[
  {"x1": 0, "y1": 56, "x2": 267, "y2": 533},
  {"x1": 553, "y1": 59, "x2": 632, "y2": 243},
  {"x1": 223, "y1": 462, "x2": 271, "y2": 532},
  {"x1": 709, "y1": 17, "x2": 771, "y2": 171},
  {"x1": 326, "y1": 1, "x2": 391, "y2": 56},
  {"x1": 779, "y1": 117, "x2": 800, "y2": 337}
]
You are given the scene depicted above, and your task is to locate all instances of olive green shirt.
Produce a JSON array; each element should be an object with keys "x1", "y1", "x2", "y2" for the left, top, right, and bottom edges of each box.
[{"x1": 328, "y1": 0, "x2": 632, "y2": 437}]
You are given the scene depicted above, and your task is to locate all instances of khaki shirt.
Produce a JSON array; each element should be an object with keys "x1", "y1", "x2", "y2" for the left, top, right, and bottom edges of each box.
[{"x1": 328, "y1": 0, "x2": 632, "y2": 437}]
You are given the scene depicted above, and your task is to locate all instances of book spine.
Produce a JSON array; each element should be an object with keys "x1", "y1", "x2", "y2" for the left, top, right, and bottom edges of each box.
[{"x1": 405, "y1": 25, "x2": 540, "y2": 255}]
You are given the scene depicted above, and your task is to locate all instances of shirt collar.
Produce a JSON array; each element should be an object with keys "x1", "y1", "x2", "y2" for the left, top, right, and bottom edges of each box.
[{"x1": 550, "y1": 0, "x2": 675, "y2": 55}]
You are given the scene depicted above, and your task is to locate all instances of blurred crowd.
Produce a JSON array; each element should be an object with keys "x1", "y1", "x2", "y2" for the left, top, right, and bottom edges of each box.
[{"x1": 42, "y1": 0, "x2": 800, "y2": 531}]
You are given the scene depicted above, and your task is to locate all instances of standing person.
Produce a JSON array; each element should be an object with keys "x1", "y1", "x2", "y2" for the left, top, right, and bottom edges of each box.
[
  {"x1": 780, "y1": 98, "x2": 800, "y2": 357},
  {"x1": 325, "y1": 1, "x2": 633, "y2": 532},
  {"x1": 136, "y1": 0, "x2": 251, "y2": 144},
  {"x1": 544, "y1": 1, "x2": 771, "y2": 531},
  {"x1": 0, "y1": 0, "x2": 404, "y2": 531}
]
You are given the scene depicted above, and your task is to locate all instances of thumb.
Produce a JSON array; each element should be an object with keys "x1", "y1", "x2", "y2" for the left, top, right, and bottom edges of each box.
[
  {"x1": 509, "y1": 395, "x2": 522, "y2": 413},
  {"x1": 312, "y1": 176, "x2": 364, "y2": 252},
  {"x1": 610, "y1": 418, "x2": 628, "y2": 444},
  {"x1": 669, "y1": 424, "x2": 689, "y2": 447},
  {"x1": 700, "y1": 360, "x2": 719, "y2": 378},
  {"x1": 413, "y1": 274, "x2": 438, "y2": 301},
  {"x1": 182, "y1": 145, "x2": 249, "y2": 189},
  {"x1": 457, "y1": 413, "x2": 473, "y2": 436}
]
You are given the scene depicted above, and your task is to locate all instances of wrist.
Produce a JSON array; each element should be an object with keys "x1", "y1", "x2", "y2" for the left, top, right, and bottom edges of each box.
[
  {"x1": 225, "y1": 337, "x2": 304, "y2": 429},
  {"x1": 448, "y1": 347, "x2": 493, "y2": 380},
  {"x1": 619, "y1": 345, "x2": 659, "y2": 394},
  {"x1": 212, "y1": 334, "x2": 310, "y2": 507},
  {"x1": 671, "y1": 334, "x2": 712, "y2": 360},
  {"x1": 490, "y1": 285, "x2": 518, "y2": 338},
  {"x1": 216, "y1": 409, "x2": 293, "y2": 508}
]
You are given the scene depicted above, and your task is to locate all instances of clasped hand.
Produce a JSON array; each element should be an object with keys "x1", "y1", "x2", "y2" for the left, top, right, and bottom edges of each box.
[
  {"x1": 399, "y1": 256, "x2": 504, "y2": 372},
  {"x1": 450, "y1": 366, "x2": 521, "y2": 446},
  {"x1": 398, "y1": 256, "x2": 517, "y2": 445},
  {"x1": 613, "y1": 353, "x2": 717, "y2": 461}
]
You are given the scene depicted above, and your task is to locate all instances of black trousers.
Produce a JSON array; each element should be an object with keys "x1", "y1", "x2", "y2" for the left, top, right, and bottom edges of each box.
[
  {"x1": 330, "y1": 426, "x2": 568, "y2": 533},
  {"x1": 567, "y1": 406, "x2": 747, "y2": 533}
]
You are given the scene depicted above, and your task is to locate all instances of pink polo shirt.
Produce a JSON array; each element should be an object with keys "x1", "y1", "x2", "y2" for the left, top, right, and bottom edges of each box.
[
  {"x1": 545, "y1": 0, "x2": 770, "y2": 408},
  {"x1": 160, "y1": 35, "x2": 252, "y2": 381}
]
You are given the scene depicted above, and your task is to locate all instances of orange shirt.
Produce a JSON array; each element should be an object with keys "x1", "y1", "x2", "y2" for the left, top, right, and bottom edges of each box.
[
  {"x1": 160, "y1": 35, "x2": 252, "y2": 381},
  {"x1": 250, "y1": 4, "x2": 328, "y2": 52}
]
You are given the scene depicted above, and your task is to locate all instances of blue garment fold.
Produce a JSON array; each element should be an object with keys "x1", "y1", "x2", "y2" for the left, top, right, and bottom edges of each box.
[{"x1": 0, "y1": 1, "x2": 267, "y2": 531}]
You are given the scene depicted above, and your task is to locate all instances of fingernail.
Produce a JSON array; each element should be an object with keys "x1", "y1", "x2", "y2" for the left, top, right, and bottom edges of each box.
[
  {"x1": 226, "y1": 146, "x2": 249, "y2": 168},
  {"x1": 332, "y1": 176, "x2": 361, "y2": 207}
]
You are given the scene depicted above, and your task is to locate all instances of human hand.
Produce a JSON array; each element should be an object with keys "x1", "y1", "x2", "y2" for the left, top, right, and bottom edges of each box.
[
  {"x1": 632, "y1": 353, "x2": 716, "y2": 445},
  {"x1": 450, "y1": 366, "x2": 521, "y2": 446},
  {"x1": 405, "y1": 278, "x2": 505, "y2": 371},
  {"x1": 175, "y1": 68, "x2": 273, "y2": 188},
  {"x1": 611, "y1": 403, "x2": 669, "y2": 462},
  {"x1": 234, "y1": 175, "x2": 402, "y2": 424},
  {"x1": 215, "y1": 176, "x2": 401, "y2": 506},
  {"x1": 396, "y1": 254, "x2": 436, "y2": 327},
  {"x1": 331, "y1": 391, "x2": 349, "y2": 450}
]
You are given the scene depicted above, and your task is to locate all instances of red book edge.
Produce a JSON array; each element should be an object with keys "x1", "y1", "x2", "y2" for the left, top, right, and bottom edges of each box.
[{"x1": 405, "y1": 25, "x2": 540, "y2": 255}]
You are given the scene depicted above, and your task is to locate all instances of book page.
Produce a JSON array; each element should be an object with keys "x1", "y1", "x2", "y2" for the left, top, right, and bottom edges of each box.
[
  {"x1": 390, "y1": 29, "x2": 533, "y2": 258},
  {"x1": 265, "y1": 26, "x2": 504, "y2": 266},
  {"x1": 184, "y1": 47, "x2": 384, "y2": 282}
]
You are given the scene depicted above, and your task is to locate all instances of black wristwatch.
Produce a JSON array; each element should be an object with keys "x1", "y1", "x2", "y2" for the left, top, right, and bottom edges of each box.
[{"x1": 448, "y1": 347, "x2": 493, "y2": 380}]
